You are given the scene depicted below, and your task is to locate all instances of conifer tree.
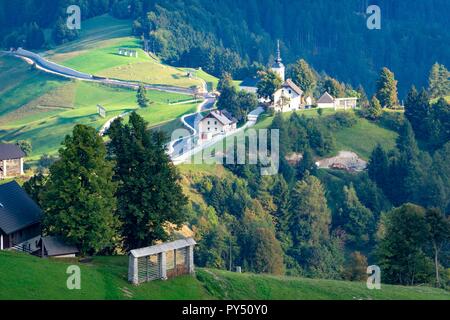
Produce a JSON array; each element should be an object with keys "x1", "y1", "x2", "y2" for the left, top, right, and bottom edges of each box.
[
  {"x1": 376, "y1": 67, "x2": 399, "y2": 108},
  {"x1": 41, "y1": 124, "x2": 119, "y2": 255}
]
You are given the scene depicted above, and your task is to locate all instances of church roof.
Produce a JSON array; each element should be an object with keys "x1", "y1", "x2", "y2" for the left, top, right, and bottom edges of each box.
[
  {"x1": 317, "y1": 92, "x2": 335, "y2": 103},
  {"x1": 281, "y1": 79, "x2": 303, "y2": 95}
]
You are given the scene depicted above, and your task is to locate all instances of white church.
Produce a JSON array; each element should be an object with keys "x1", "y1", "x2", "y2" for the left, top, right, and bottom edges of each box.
[{"x1": 271, "y1": 41, "x2": 303, "y2": 113}]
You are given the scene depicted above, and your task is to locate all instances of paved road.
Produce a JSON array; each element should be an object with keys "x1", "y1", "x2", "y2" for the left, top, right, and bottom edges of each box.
[{"x1": 3, "y1": 48, "x2": 200, "y2": 96}]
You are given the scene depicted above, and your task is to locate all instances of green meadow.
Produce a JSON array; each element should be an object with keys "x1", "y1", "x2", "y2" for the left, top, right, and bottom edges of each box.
[
  {"x1": 0, "y1": 59, "x2": 197, "y2": 159},
  {"x1": 0, "y1": 251, "x2": 447, "y2": 300},
  {"x1": 46, "y1": 14, "x2": 214, "y2": 89}
]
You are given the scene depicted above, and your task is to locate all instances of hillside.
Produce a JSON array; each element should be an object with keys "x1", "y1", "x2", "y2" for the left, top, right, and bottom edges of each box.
[
  {"x1": 46, "y1": 14, "x2": 216, "y2": 90},
  {"x1": 0, "y1": 251, "x2": 447, "y2": 300},
  {"x1": 0, "y1": 14, "x2": 220, "y2": 159}
]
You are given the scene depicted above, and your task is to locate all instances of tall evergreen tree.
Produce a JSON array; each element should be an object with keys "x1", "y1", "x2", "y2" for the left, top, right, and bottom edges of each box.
[
  {"x1": 366, "y1": 96, "x2": 382, "y2": 120},
  {"x1": 107, "y1": 112, "x2": 187, "y2": 249},
  {"x1": 428, "y1": 63, "x2": 450, "y2": 99},
  {"x1": 41, "y1": 124, "x2": 119, "y2": 255},
  {"x1": 367, "y1": 144, "x2": 389, "y2": 190},
  {"x1": 291, "y1": 59, "x2": 317, "y2": 96},
  {"x1": 340, "y1": 184, "x2": 374, "y2": 247},
  {"x1": 425, "y1": 208, "x2": 450, "y2": 287},
  {"x1": 137, "y1": 83, "x2": 150, "y2": 108},
  {"x1": 376, "y1": 67, "x2": 399, "y2": 109}
]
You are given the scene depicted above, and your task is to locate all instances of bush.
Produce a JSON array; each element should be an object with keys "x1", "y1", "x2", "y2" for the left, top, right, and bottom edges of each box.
[
  {"x1": 379, "y1": 112, "x2": 404, "y2": 132},
  {"x1": 326, "y1": 112, "x2": 358, "y2": 130}
]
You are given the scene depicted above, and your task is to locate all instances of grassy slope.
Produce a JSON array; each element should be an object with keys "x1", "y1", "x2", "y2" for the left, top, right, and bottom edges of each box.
[
  {"x1": 0, "y1": 251, "x2": 447, "y2": 300},
  {"x1": 0, "y1": 14, "x2": 218, "y2": 159},
  {"x1": 254, "y1": 109, "x2": 398, "y2": 160},
  {"x1": 47, "y1": 14, "x2": 209, "y2": 89}
]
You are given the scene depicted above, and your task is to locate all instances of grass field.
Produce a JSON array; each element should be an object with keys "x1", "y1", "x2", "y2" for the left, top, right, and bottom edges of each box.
[
  {"x1": 45, "y1": 14, "x2": 208, "y2": 89},
  {"x1": 253, "y1": 109, "x2": 398, "y2": 159},
  {"x1": 0, "y1": 66, "x2": 196, "y2": 159},
  {"x1": 0, "y1": 251, "x2": 447, "y2": 300}
]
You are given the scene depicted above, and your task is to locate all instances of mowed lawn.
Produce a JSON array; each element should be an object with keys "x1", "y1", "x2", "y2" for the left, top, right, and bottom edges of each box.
[{"x1": 0, "y1": 251, "x2": 448, "y2": 300}]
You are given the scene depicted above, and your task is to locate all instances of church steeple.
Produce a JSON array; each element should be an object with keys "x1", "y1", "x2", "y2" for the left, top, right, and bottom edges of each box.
[
  {"x1": 271, "y1": 40, "x2": 285, "y2": 81},
  {"x1": 276, "y1": 40, "x2": 282, "y2": 63}
]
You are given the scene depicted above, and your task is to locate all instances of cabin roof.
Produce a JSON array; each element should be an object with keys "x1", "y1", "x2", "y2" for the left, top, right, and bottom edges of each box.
[
  {"x1": 40, "y1": 236, "x2": 79, "y2": 256},
  {"x1": 317, "y1": 92, "x2": 335, "y2": 103},
  {"x1": 0, "y1": 181, "x2": 42, "y2": 234},
  {"x1": 0, "y1": 144, "x2": 25, "y2": 161},
  {"x1": 130, "y1": 238, "x2": 197, "y2": 258}
]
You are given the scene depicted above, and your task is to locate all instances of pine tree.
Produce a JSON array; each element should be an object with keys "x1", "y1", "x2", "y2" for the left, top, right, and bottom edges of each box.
[
  {"x1": 291, "y1": 59, "x2": 317, "y2": 96},
  {"x1": 296, "y1": 148, "x2": 316, "y2": 180},
  {"x1": 367, "y1": 144, "x2": 389, "y2": 190},
  {"x1": 376, "y1": 67, "x2": 399, "y2": 109},
  {"x1": 137, "y1": 83, "x2": 150, "y2": 108},
  {"x1": 356, "y1": 85, "x2": 369, "y2": 109},
  {"x1": 341, "y1": 184, "x2": 374, "y2": 247},
  {"x1": 107, "y1": 112, "x2": 188, "y2": 249},
  {"x1": 425, "y1": 208, "x2": 450, "y2": 287},
  {"x1": 366, "y1": 96, "x2": 382, "y2": 120},
  {"x1": 428, "y1": 63, "x2": 450, "y2": 99},
  {"x1": 377, "y1": 204, "x2": 433, "y2": 285},
  {"x1": 289, "y1": 173, "x2": 331, "y2": 246},
  {"x1": 41, "y1": 124, "x2": 120, "y2": 255}
]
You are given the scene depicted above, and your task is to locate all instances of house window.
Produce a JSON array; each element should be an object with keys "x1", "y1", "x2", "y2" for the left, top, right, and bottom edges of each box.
[
  {"x1": 215, "y1": 127, "x2": 218, "y2": 131},
  {"x1": 208, "y1": 127, "x2": 210, "y2": 131},
  {"x1": 207, "y1": 120, "x2": 210, "y2": 125},
  {"x1": 289, "y1": 90, "x2": 292, "y2": 94}
]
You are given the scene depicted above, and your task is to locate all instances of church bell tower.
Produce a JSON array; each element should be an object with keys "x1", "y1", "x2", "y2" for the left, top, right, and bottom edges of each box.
[{"x1": 271, "y1": 40, "x2": 285, "y2": 81}]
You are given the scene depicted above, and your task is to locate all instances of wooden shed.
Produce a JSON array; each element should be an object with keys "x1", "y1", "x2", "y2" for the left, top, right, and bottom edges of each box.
[{"x1": 128, "y1": 238, "x2": 196, "y2": 285}]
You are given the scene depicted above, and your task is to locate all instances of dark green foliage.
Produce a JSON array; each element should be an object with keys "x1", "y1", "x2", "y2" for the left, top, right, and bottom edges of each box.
[
  {"x1": 296, "y1": 148, "x2": 316, "y2": 180},
  {"x1": 23, "y1": 171, "x2": 47, "y2": 205},
  {"x1": 428, "y1": 63, "x2": 450, "y2": 99},
  {"x1": 365, "y1": 96, "x2": 383, "y2": 120},
  {"x1": 136, "y1": 83, "x2": 149, "y2": 108},
  {"x1": 377, "y1": 204, "x2": 434, "y2": 285},
  {"x1": 40, "y1": 124, "x2": 119, "y2": 255},
  {"x1": 107, "y1": 112, "x2": 187, "y2": 249},
  {"x1": 257, "y1": 70, "x2": 282, "y2": 103},
  {"x1": 320, "y1": 77, "x2": 345, "y2": 98},
  {"x1": 217, "y1": 73, "x2": 258, "y2": 123},
  {"x1": 425, "y1": 208, "x2": 450, "y2": 287},
  {"x1": 291, "y1": 59, "x2": 317, "y2": 96},
  {"x1": 376, "y1": 67, "x2": 399, "y2": 109},
  {"x1": 17, "y1": 140, "x2": 32, "y2": 156},
  {"x1": 340, "y1": 184, "x2": 374, "y2": 247}
]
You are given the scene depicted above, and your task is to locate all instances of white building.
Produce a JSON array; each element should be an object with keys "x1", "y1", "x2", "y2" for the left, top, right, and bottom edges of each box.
[
  {"x1": 269, "y1": 41, "x2": 304, "y2": 112},
  {"x1": 273, "y1": 79, "x2": 303, "y2": 112},
  {"x1": 271, "y1": 40, "x2": 285, "y2": 82},
  {"x1": 317, "y1": 92, "x2": 358, "y2": 110},
  {"x1": 199, "y1": 110, "x2": 237, "y2": 141}
]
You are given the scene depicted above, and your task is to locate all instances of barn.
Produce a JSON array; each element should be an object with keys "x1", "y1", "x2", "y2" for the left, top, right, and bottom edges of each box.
[{"x1": 128, "y1": 238, "x2": 196, "y2": 285}]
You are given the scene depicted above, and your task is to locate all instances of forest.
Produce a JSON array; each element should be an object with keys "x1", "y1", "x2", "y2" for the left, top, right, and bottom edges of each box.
[{"x1": 1, "y1": 0, "x2": 449, "y2": 96}]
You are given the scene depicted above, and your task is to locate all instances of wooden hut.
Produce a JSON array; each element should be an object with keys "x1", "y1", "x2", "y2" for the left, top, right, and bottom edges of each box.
[{"x1": 128, "y1": 238, "x2": 196, "y2": 285}]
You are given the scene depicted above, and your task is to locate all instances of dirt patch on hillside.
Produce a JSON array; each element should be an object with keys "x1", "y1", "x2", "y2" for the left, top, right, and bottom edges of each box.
[{"x1": 316, "y1": 151, "x2": 367, "y2": 172}]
